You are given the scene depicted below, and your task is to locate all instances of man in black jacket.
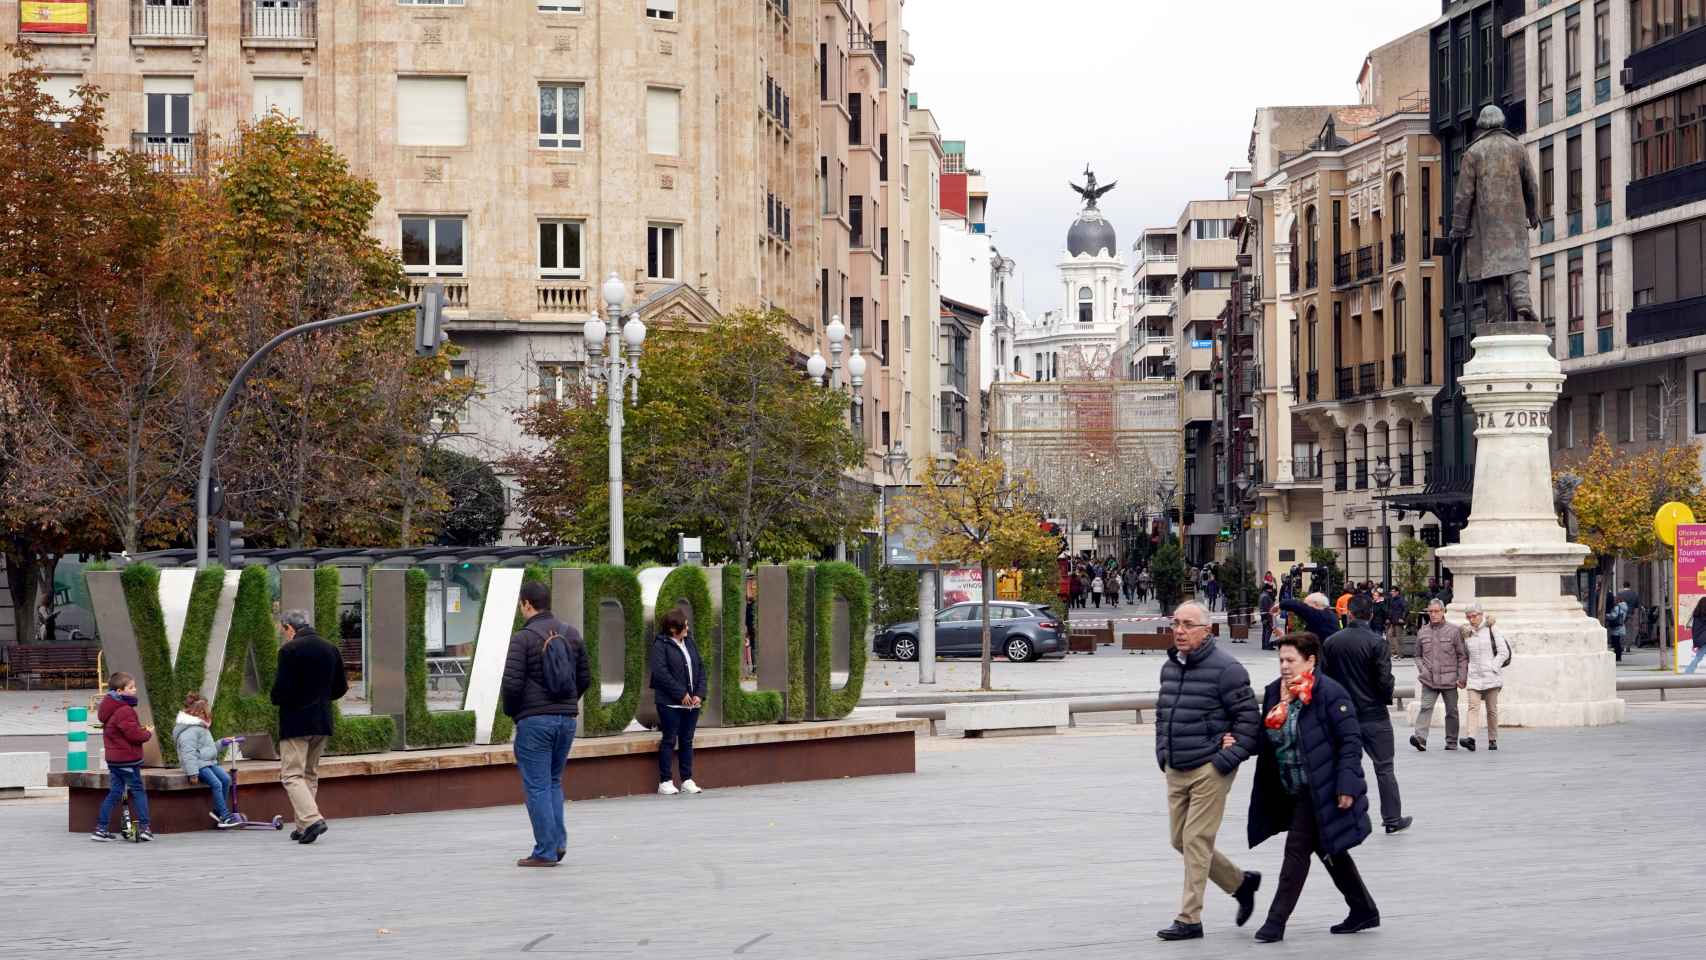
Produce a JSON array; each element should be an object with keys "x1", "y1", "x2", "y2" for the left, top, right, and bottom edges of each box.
[
  {"x1": 270, "y1": 609, "x2": 349, "y2": 845},
  {"x1": 1154, "y1": 602, "x2": 1263, "y2": 942},
  {"x1": 1321, "y1": 595, "x2": 1411, "y2": 834},
  {"x1": 502, "y1": 580, "x2": 593, "y2": 867}
]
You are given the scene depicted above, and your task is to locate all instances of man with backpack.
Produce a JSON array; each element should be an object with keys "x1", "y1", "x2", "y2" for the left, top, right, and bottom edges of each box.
[{"x1": 502, "y1": 580, "x2": 593, "y2": 867}]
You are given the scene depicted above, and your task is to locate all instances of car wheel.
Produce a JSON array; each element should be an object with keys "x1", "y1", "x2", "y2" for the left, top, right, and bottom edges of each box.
[
  {"x1": 891, "y1": 635, "x2": 919, "y2": 662},
  {"x1": 1005, "y1": 637, "x2": 1035, "y2": 662}
]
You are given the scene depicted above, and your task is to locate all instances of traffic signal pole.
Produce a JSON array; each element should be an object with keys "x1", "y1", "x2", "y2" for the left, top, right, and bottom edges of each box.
[{"x1": 194, "y1": 288, "x2": 446, "y2": 568}]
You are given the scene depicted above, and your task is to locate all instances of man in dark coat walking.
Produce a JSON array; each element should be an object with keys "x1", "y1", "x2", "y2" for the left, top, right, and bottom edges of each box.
[
  {"x1": 1321, "y1": 595, "x2": 1410, "y2": 834},
  {"x1": 270, "y1": 609, "x2": 349, "y2": 844},
  {"x1": 502, "y1": 580, "x2": 593, "y2": 867},
  {"x1": 1153, "y1": 602, "x2": 1263, "y2": 942}
]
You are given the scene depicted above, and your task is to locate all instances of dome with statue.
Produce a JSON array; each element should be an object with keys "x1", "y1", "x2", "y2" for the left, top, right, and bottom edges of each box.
[{"x1": 1066, "y1": 165, "x2": 1119, "y2": 258}]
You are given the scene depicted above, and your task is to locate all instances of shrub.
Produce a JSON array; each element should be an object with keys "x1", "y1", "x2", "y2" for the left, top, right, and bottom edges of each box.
[
  {"x1": 577, "y1": 564, "x2": 645, "y2": 735},
  {"x1": 212, "y1": 566, "x2": 281, "y2": 747},
  {"x1": 1150, "y1": 539, "x2": 1187, "y2": 612},
  {"x1": 811, "y1": 562, "x2": 869, "y2": 720},
  {"x1": 872, "y1": 565, "x2": 919, "y2": 629},
  {"x1": 784, "y1": 562, "x2": 811, "y2": 721},
  {"x1": 718, "y1": 565, "x2": 783, "y2": 726}
]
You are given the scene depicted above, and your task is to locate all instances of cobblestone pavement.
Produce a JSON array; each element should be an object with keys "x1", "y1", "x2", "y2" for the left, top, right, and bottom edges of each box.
[{"x1": 2, "y1": 704, "x2": 1703, "y2": 959}]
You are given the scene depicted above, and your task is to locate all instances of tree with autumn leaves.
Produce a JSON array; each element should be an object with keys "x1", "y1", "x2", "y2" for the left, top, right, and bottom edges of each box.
[
  {"x1": 1558, "y1": 435, "x2": 1706, "y2": 586},
  {"x1": 0, "y1": 48, "x2": 486, "y2": 644},
  {"x1": 887, "y1": 453, "x2": 1058, "y2": 691}
]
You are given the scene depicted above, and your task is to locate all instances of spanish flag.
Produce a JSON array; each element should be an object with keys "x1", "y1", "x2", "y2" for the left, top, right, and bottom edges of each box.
[{"x1": 19, "y1": 1, "x2": 90, "y2": 34}]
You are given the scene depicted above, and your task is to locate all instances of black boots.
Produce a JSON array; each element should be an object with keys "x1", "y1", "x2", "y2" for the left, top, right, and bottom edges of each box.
[{"x1": 1234, "y1": 871, "x2": 1262, "y2": 927}]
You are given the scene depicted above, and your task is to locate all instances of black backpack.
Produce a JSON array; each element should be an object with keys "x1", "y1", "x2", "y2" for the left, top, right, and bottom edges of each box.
[{"x1": 532, "y1": 621, "x2": 583, "y2": 701}]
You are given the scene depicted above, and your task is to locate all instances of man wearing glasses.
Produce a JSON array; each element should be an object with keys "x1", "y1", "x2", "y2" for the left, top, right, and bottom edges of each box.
[{"x1": 1154, "y1": 602, "x2": 1263, "y2": 942}]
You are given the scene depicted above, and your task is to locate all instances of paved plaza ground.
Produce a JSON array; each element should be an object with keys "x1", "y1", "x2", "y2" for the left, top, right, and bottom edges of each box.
[{"x1": 3, "y1": 701, "x2": 1703, "y2": 959}]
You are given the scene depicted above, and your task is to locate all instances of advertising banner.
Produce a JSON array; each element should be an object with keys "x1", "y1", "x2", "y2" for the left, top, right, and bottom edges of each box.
[
  {"x1": 1676, "y1": 524, "x2": 1706, "y2": 673},
  {"x1": 941, "y1": 567, "x2": 983, "y2": 607},
  {"x1": 20, "y1": 1, "x2": 91, "y2": 33}
]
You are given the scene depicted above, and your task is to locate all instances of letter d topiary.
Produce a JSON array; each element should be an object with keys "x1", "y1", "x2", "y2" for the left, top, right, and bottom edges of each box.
[
  {"x1": 578, "y1": 565, "x2": 645, "y2": 736},
  {"x1": 811, "y1": 562, "x2": 869, "y2": 720},
  {"x1": 719, "y1": 566, "x2": 783, "y2": 726}
]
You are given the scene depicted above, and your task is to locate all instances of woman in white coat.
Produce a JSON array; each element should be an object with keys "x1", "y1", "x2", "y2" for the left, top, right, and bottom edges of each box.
[{"x1": 1460, "y1": 602, "x2": 1511, "y2": 752}]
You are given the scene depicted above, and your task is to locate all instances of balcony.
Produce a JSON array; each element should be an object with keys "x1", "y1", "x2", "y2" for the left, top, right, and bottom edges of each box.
[
  {"x1": 1335, "y1": 365, "x2": 1353, "y2": 399},
  {"x1": 1333, "y1": 461, "x2": 1347, "y2": 492},
  {"x1": 1333, "y1": 253, "x2": 1353, "y2": 287},
  {"x1": 1624, "y1": 24, "x2": 1706, "y2": 91},
  {"x1": 131, "y1": 131, "x2": 206, "y2": 175},
  {"x1": 1628, "y1": 161, "x2": 1706, "y2": 219},
  {"x1": 409, "y1": 278, "x2": 469, "y2": 312},
  {"x1": 1399, "y1": 453, "x2": 1415, "y2": 486},
  {"x1": 131, "y1": 0, "x2": 206, "y2": 40},
  {"x1": 1305, "y1": 370, "x2": 1319, "y2": 402},
  {"x1": 1354, "y1": 459, "x2": 1368, "y2": 490},
  {"x1": 1292, "y1": 457, "x2": 1322, "y2": 481},
  {"x1": 1355, "y1": 244, "x2": 1382, "y2": 280},
  {"x1": 242, "y1": 1, "x2": 316, "y2": 43},
  {"x1": 1628, "y1": 295, "x2": 1706, "y2": 347},
  {"x1": 536, "y1": 280, "x2": 590, "y2": 315},
  {"x1": 1357, "y1": 362, "x2": 1381, "y2": 396},
  {"x1": 1390, "y1": 232, "x2": 1406, "y2": 266},
  {"x1": 1392, "y1": 352, "x2": 1407, "y2": 388}
]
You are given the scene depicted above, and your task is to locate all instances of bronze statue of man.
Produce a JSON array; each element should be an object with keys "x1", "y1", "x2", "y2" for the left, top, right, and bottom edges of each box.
[{"x1": 1449, "y1": 105, "x2": 1542, "y2": 327}]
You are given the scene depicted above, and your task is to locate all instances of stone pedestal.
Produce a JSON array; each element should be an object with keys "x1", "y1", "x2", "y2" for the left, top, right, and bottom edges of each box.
[{"x1": 1433, "y1": 331, "x2": 1624, "y2": 727}]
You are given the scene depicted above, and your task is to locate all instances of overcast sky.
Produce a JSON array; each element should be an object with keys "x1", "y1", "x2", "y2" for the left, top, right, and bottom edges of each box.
[{"x1": 905, "y1": 0, "x2": 1441, "y2": 315}]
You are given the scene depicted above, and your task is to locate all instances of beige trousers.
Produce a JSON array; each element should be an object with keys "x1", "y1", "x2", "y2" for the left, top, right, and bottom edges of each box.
[
  {"x1": 1465, "y1": 687, "x2": 1501, "y2": 742},
  {"x1": 279, "y1": 735, "x2": 328, "y2": 829},
  {"x1": 1165, "y1": 763, "x2": 1246, "y2": 924}
]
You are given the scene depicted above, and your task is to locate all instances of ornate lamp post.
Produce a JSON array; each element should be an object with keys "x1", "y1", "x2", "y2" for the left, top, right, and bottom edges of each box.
[
  {"x1": 585, "y1": 272, "x2": 648, "y2": 565},
  {"x1": 1372, "y1": 455, "x2": 1395, "y2": 590},
  {"x1": 1155, "y1": 478, "x2": 1179, "y2": 543}
]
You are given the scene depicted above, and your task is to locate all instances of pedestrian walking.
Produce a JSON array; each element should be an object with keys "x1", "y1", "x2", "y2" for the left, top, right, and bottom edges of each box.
[
  {"x1": 1320, "y1": 596, "x2": 1410, "y2": 835},
  {"x1": 1203, "y1": 569, "x2": 1220, "y2": 612},
  {"x1": 1604, "y1": 593, "x2": 1628, "y2": 663},
  {"x1": 1257, "y1": 582, "x2": 1277, "y2": 650},
  {"x1": 1108, "y1": 572, "x2": 1122, "y2": 608},
  {"x1": 1409, "y1": 600, "x2": 1468, "y2": 751},
  {"x1": 1139, "y1": 568, "x2": 1153, "y2": 605},
  {"x1": 174, "y1": 693, "x2": 239, "y2": 828},
  {"x1": 651, "y1": 609, "x2": 708, "y2": 795},
  {"x1": 1091, "y1": 575, "x2": 1105, "y2": 609},
  {"x1": 1153, "y1": 602, "x2": 1263, "y2": 942},
  {"x1": 502, "y1": 580, "x2": 593, "y2": 867},
  {"x1": 270, "y1": 609, "x2": 348, "y2": 845},
  {"x1": 1686, "y1": 597, "x2": 1706, "y2": 674},
  {"x1": 1243, "y1": 632, "x2": 1381, "y2": 942},
  {"x1": 91, "y1": 672, "x2": 153, "y2": 842},
  {"x1": 1459, "y1": 603, "x2": 1510, "y2": 752},
  {"x1": 1368, "y1": 588, "x2": 1387, "y2": 635},
  {"x1": 1384, "y1": 590, "x2": 1408, "y2": 657}
]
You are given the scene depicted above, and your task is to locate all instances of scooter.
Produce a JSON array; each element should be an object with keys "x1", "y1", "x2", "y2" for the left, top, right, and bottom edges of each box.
[{"x1": 211, "y1": 736, "x2": 285, "y2": 832}]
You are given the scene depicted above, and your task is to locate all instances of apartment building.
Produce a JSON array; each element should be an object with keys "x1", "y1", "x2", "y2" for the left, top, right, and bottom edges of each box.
[
  {"x1": 1175, "y1": 188, "x2": 1245, "y2": 564},
  {"x1": 1122, "y1": 227, "x2": 1179, "y2": 383}
]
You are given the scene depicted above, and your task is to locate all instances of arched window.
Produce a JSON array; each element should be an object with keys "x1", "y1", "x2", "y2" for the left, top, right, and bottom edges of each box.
[
  {"x1": 1391, "y1": 172, "x2": 1407, "y2": 229},
  {"x1": 1306, "y1": 306, "x2": 1319, "y2": 373},
  {"x1": 1306, "y1": 206, "x2": 1319, "y2": 267},
  {"x1": 1392, "y1": 283, "x2": 1407, "y2": 355},
  {"x1": 1077, "y1": 286, "x2": 1093, "y2": 323}
]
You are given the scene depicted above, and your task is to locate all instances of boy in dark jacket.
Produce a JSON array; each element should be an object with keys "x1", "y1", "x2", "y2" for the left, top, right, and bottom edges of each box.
[
  {"x1": 503, "y1": 580, "x2": 592, "y2": 867},
  {"x1": 93, "y1": 672, "x2": 153, "y2": 841}
]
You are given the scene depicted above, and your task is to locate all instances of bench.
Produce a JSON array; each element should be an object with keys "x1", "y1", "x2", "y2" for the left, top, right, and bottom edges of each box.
[
  {"x1": 426, "y1": 656, "x2": 470, "y2": 692},
  {"x1": 3, "y1": 643, "x2": 101, "y2": 690},
  {"x1": 339, "y1": 636, "x2": 363, "y2": 679},
  {"x1": 944, "y1": 699, "x2": 1069, "y2": 738},
  {"x1": 0, "y1": 752, "x2": 51, "y2": 794}
]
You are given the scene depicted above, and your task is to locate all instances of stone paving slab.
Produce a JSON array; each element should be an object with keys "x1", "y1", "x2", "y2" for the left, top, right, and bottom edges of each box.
[{"x1": 1, "y1": 703, "x2": 1703, "y2": 959}]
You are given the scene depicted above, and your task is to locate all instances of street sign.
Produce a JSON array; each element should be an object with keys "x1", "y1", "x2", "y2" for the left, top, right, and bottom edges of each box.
[{"x1": 1350, "y1": 528, "x2": 1370, "y2": 548}]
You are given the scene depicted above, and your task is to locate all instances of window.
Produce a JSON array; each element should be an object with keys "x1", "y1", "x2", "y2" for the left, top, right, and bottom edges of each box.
[
  {"x1": 1568, "y1": 255, "x2": 1585, "y2": 334},
  {"x1": 400, "y1": 0, "x2": 463, "y2": 5},
  {"x1": 1633, "y1": 78, "x2": 1706, "y2": 180},
  {"x1": 1566, "y1": 10, "x2": 1582, "y2": 88},
  {"x1": 647, "y1": 223, "x2": 679, "y2": 280},
  {"x1": 1558, "y1": 395, "x2": 1575, "y2": 448},
  {"x1": 880, "y1": 133, "x2": 889, "y2": 182},
  {"x1": 1538, "y1": 23, "x2": 1554, "y2": 99},
  {"x1": 1634, "y1": 214, "x2": 1706, "y2": 308},
  {"x1": 1632, "y1": 0, "x2": 1706, "y2": 55},
  {"x1": 1541, "y1": 259, "x2": 1558, "y2": 330},
  {"x1": 1649, "y1": 383, "x2": 1666, "y2": 439},
  {"x1": 1618, "y1": 388, "x2": 1635, "y2": 442},
  {"x1": 849, "y1": 297, "x2": 864, "y2": 349},
  {"x1": 1480, "y1": 14, "x2": 1495, "y2": 103},
  {"x1": 880, "y1": 227, "x2": 889, "y2": 274},
  {"x1": 1420, "y1": 169, "x2": 1432, "y2": 253},
  {"x1": 1436, "y1": 36, "x2": 1452, "y2": 114},
  {"x1": 1422, "y1": 278, "x2": 1434, "y2": 384},
  {"x1": 401, "y1": 216, "x2": 465, "y2": 277},
  {"x1": 1540, "y1": 142, "x2": 1556, "y2": 220},
  {"x1": 849, "y1": 196, "x2": 864, "y2": 247},
  {"x1": 253, "y1": 77, "x2": 303, "y2": 122},
  {"x1": 1193, "y1": 218, "x2": 1234, "y2": 240},
  {"x1": 646, "y1": 0, "x2": 678, "y2": 20},
  {"x1": 1567, "y1": 132, "x2": 1584, "y2": 221},
  {"x1": 1077, "y1": 286, "x2": 1093, "y2": 324},
  {"x1": 397, "y1": 76, "x2": 468, "y2": 147},
  {"x1": 144, "y1": 76, "x2": 192, "y2": 135},
  {"x1": 539, "y1": 1, "x2": 584, "y2": 11},
  {"x1": 537, "y1": 362, "x2": 581, "y2": 405},
  {"x1": 538, "y1": 220, "x2": 583, "y2": 278},
  {"x1": 1393, "y1": 283, "x2": 1407, "y2": 353},
  {"x1": 1307, "y1": 307, "x2": 1318, "y2": 372},
  {"x1": 1508, "y1": 32, "x2": 1527, "y2": 103},
  {"x1": 1595, "y1": 1, "x2": 1611, "y2": 75},
  {"x1": 1457, "y1": 23, "x2": 1472, "y2": 111},
  {"x1": 1596, "y1": 123, "x2": 1613, "y2": 204},
  {"x1": 39, "y1": 75, "x2": 81, "y2": 124},
  {"x1": 848, "y1": 92, "x2": 862, "y2": 145},
  {"x1": 538, "y1": 83, "x2": 583, "y2": 149},
  {"x1": 646, "y1": 87, "x2": 680, "y2": 155},
  {"x1": 1596, "y1": 245, "x2": 1614, "y2": 331},
  {"x1": 1192, "y1": 270, "x2": 1234, "y2": 289}
]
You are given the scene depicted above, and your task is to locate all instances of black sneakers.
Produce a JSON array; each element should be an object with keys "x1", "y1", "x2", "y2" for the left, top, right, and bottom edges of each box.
[
  {"x1": 1461, "y1": 737, "x2": 1477, "y2": 751},
  {"x1": 297, "y1": 820, "x2": 328, "y2": 844},
  {"x1": 90, "y1": 830, "x2": 116, "y2": 843},
  {"x1": 1409, "y1": 735, "x2": 1427, "y2": 752}
]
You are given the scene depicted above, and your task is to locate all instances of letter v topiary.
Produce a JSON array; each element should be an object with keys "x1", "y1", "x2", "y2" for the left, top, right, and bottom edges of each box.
[
  {"x1": 115, "y1": 564, "x2": 227, "y2": 767},
  {"x1": 811, "y1": 561, "x2": 870, "y2": 720},
  {"x1": 718, "y1": 565, "x2": 783, "y2": 726}
]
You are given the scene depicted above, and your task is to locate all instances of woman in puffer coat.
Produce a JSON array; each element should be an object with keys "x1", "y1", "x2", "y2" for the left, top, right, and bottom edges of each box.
[
  {"x1": 1240, "y1": 632, "x2": 1380, "y2": 943},
  {"x1": 1459, "y1": 603, "x2": 1510, "y2": 752}
]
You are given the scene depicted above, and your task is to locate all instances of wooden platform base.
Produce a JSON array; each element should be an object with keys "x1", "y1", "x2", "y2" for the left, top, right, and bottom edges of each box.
[{"x1": 51, "y1": 718, "x2": 925, "y2": 834}]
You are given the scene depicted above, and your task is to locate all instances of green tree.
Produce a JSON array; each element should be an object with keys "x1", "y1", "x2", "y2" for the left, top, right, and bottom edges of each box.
[
  {"x1": 509, "y1": 308, "x2": 870, "y2": 568},
  {"x1": 1395, "y1": 537, "x2": 1431, "y2": 633},
  {"x1": 426, "y1": 449, "x2": 506, "y2": 547},
  {"x1": 872, "y1": 565, "x2": 920, "y2": 629},
  {"x1": 1150, "y1": 538, "x2": 1187, "y2": 612},
  {"x1": 888, "y1": 454, "x2": 1058, "y2": 690},
  {"x1": 1309, "y1": 546, "x2": 1343, "y2": 599},
  {"x1": 1217, "y1": 554, "x2": 1259, "y2": 618}
]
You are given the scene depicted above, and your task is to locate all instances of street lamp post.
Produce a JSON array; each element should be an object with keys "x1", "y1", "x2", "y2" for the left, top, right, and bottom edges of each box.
[
  {"x1": 585, "y1": 272, "x2": 648, "y2": 565},
  {"x1": 1155, "y1": 479, "x2": 1179, "y2": 543},
  {"x1": 809, "y1": 315, "x2": 865, "y2": 562},
  {"x1": 1373, "y1": 455, "x2": 1395, "y2": 590}
]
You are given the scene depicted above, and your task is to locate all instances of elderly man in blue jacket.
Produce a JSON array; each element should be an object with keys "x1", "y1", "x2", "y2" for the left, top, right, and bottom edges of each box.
[{"x1": 1153, "y1": 601, "x2": 1264, "y2": 942}]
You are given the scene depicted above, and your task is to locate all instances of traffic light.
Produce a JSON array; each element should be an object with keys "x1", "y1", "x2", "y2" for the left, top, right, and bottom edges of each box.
[
  {"x1": 416, "y1": 283, "x2": 448, "y2": 357},
  {"x1": 215, "y1": 519, "x2": 246, "y2": 567}
]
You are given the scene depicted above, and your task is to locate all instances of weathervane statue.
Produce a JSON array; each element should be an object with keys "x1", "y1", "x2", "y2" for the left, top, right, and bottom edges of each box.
[{"x1": 1070, "y1": 164, "x2": 1117, "y2": 210}]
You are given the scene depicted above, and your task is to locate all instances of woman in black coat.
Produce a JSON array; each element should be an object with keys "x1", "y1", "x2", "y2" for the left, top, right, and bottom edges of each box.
[
  {"x1": 649, "y1": 609, "x2": 707, "y2": 795},
  {"x1": 1243, "y1": 632, "x2": 1380, "y2": 942}
]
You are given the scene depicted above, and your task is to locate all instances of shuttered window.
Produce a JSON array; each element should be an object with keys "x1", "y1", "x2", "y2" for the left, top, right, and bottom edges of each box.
[{"x1": 397, "y1": 76, "x2": 468, "y2": 147}]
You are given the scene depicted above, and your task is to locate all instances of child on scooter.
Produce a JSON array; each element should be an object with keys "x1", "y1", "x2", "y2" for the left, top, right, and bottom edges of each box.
[
  {"x1": 93, "y1": 672, "x2": 153, "y2": 841},
  {"x1": 174, "y1": 693, "x2": 238, "y2": 828}
]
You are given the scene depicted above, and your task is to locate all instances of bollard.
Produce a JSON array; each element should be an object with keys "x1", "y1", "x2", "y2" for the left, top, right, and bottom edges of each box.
[{"x1": 66, "y1": 706, "x2": 89, "y2": 772}]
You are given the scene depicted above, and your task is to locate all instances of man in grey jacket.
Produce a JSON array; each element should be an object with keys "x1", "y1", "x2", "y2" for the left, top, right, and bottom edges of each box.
[
  {"x1": 1153, "y1": 602, "x2": 1263, "y2": 942},
  {"x1": 1410, "y1": 599, "x2": 1469, "y2": 751}
]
